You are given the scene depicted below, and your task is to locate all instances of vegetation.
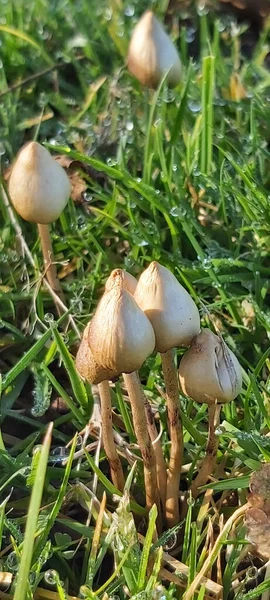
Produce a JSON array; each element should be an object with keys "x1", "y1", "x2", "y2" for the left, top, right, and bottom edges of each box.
[{"x1": 0, "y1": 0, "x2": 270, "y2": 599}]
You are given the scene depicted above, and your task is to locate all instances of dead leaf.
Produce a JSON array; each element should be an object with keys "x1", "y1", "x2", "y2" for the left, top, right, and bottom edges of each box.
[
  {"x1": 241, "y1": 299, "x2": 255, "y2": 329},
  {"x1": 230, "y1": 73, "x2": 247, "y2": 102},
  {"x1": 245, "y1": 464, "x2": 270, "y2": 558},
  {"x1": 54, "y1": 154, "x2": 107, "y2": 202},
  {"x1": 245, "y1": 508, "x2": 270, "y2": 558},
  {"x1": 58, "y1": 257, "x2": 78, "y2": 279}
]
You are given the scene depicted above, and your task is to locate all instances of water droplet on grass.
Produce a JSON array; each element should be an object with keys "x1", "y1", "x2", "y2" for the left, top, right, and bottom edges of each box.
[
  {"x1": 188, "y1": 101, "x2": 201, "y2": 113},
  {"x1": 44, "y1": 313, "x2": 54, "y2": 323},
  {"x1": 44, "y1": 569, "x2": 58, "y2": 585},
  {"x1": 124, "y1": 5, "x2": 135, "y2": 16}
]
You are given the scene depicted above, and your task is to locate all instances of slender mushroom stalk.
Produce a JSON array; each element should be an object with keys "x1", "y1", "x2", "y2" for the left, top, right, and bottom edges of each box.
[
  {"x1": 76, "y1": 323, "x2": 125, "y2": 491},
  {"x1": 9, "y1": 141, "x2": 70, "y2": 308},
  {"x1": 179, "y1": 329, "x2": 242, "y2": 498},
  {"x1": 98, "y1": 380, "x2": 125, "y2": 492},
  {"x1": 142, "y1": 390, "x2": 167, "y2": 515},
  {"x1": 123, "y1": 372, "x2": 160, "y2": 518},
  {"x1": 190, "y1": 403, "x2": 221, "y2": 499},
  {"x1": 160, "y1": 349, "x2": 183, "y2": 526},
  {"x1": 127, "y1": 10, "x2": 182, "y2": 89},
  {"x1": 134, "y1": 261, "x2": 200, "y2": 527},
  {"x1": 87, "y1": 272, "x2": 161, "y2": 520},
  {"x1": 37, "y1": 223, "x2": 64, "y2": 301}
]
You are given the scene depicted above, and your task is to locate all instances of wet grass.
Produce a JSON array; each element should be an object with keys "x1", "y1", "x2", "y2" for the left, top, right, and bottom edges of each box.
[{"x1": 0, "y1": 0, "x2": 270, "y2": 598}]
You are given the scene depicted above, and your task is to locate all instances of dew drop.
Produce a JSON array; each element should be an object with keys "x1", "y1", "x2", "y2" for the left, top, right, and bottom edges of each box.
[
  {"x1": 44, "y1": 313, "x2": 54, "y2": 323},
  {"x1": 44, "y1": 569, "x2": 58, "y2": 585}
]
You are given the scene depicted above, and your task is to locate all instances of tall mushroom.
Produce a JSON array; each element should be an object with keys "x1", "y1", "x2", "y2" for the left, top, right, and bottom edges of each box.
[
  {"x1": 87, "y1": 274, "x2": 162, "y2": 520},
  {"x1": 127, "y1": 10, "x2": 182, "y2": 89},
  {"x1": 106, "y1": 269, "x2": 167, "y2": 515},
  {"x1": 134, "y1": 261, "x2": 200, "y2": 526},
  {"x1": 9, "y1": 141, "x2": 70, "y2": 304},
  {"x1": 76, "y1": 322, "x2": 125, "y2": 492},
  {"x1": 179, "y1": 328, "x2": 242, "y2": 498}
]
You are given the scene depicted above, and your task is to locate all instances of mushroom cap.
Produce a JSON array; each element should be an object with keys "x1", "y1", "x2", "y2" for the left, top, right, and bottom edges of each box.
[
  {"x1": 9, "y1": 141, "x2": 71, "y2": 224},
  {"x1": 134, "y1": 261, "x2": 200, "y2": 353},
  {"x1": 179, "y1": 328, "x2": 242, "y2": 404},
  {"x1": 127, "y1": 10, "x2": 182, "y2": 89},
  {"x1": 76, "y1": 323, "x2": 118, "y2": 384},
  {"x1": 105, "y1": 269, "x2": 137, "y2": 295},
  {"x1": 88, "y1": 282, "x2": 155, "y2": 374}
]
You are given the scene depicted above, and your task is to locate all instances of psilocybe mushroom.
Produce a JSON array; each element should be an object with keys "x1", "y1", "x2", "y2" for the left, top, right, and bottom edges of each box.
[
  {"x1": 84, "y1": 272, "x2": 161, "y2": 521},
  {"x1": 134, "y1": 261, "x2": 200, "y2": 526},
  {"x1": 76, "y1": 322, "x2": 125, "y2": 492},
  {"x1": 127, "y1": 10, "x2": 182, "y2": 89},
  {"x1": 179, "y1": 328, "x2": 242, "y2": 498},
  {"x1": 9, "y1": 141, "x2": 70, "y2": 305},
  {"x1": 106, "y1": 269, "x2": 167, "y2": 516}
]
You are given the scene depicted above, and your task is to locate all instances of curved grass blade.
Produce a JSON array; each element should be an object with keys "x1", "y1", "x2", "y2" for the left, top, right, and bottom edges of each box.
[{"x1": 13, "y1": 422, "x2": 53, "y2": 600}]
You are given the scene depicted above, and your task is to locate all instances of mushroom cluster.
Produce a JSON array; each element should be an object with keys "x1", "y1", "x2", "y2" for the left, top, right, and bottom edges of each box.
[{"x1": 76, "y1": 262, "x2": 242, "y2": 528}]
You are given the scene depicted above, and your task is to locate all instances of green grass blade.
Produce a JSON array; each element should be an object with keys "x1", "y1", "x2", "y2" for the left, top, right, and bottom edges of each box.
[
  {"x1": 13, "y1": 422, "x2": 53, "y2": 600},
  {"x1": 137, "y1": 503, "x2": 157, "y2": 591},
  {"x1": 52, "y1": 328, "x2": 90, "y2": 415}
]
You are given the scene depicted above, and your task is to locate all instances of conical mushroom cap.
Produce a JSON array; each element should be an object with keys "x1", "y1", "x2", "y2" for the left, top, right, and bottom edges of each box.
[
  {"x1": 105, "y1": 269, "x2": 137, "y2": 295},
  {"x1": 179, "y1": 329, "x2": 242, "y2": 404},
  {"x1": 88, "y1": 279, "x2": 155, "y2": 374},
  {"x1": 134, "y1": 261, "x2": 200, "y2": 353},
  {"x1": 127, "y1": 10, "x2": 182, "y2": 89},
  {"x1": 9, "y1": 141, "x2": 71, "y2": 224},
  {"x1": 76, "y1": 323, "x2": 118, "y2": 384}
]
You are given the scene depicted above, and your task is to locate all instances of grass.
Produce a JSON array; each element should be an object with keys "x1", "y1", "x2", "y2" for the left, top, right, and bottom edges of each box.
[{"x1": 0, "y1": 0, "x2": 270, "y2": 598}]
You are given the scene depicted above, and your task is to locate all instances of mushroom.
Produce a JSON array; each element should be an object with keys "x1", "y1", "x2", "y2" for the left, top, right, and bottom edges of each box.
[
  {"x1": 127, "y1": 10, "x2": 182, "y2": 89},
  {"x1": 76, "y1": 323, "x2": 125, "y2": 491},
  {"x1": 88, "y1": 274, "x2": 161, "y2": 521},
  {"x1": 134, "y1": 261, "x2": 200, "y2": 526},
  {"x1": 9, "y1": 141, "x2": 71, "y2": 305},
  {"x1": 179, "y1": 328, "x2": 242, "y2": 498},
  {"x1": 106, "y1": 268, "x2": 167, "y2": 516}
]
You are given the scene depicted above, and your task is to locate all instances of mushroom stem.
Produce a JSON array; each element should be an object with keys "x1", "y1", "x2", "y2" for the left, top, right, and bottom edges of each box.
[
  {"x1": 98, "y1": 380, "x2": 125, "y2": 491},
  {"x1": 143, "y1": 393, "x2": 167, "y2": 515},
  {"x1": 191, "y1": 403, "x2": 221, "y2": 500},
  {"x1": 123, "y1": 372, "x2": 161, "y2": 525},
  {"x1": 161, "y1": 348, "x2": 182, "y2": 527},
  {"x1": 38, "y1": 223, "x2": 65, "y2": 304}
]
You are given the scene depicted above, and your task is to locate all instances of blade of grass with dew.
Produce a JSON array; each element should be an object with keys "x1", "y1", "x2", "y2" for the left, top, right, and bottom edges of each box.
[
  {"x1": 200, "y1": 54, "x2": 215, "y2": 175},
  {"x1": 13, "y1": 422, "x2": 53, "y2": 600},
  {"x1": 32, "y1": 433, "x2": 77, "y2": 562},
  {"x1": 52, "y1": 328, "x2": 90, "y2": 415},
  {"x1": 182, "y1": 494, "x2": 193, "y2": 564},
  {"x1": 42, "y1": 364, "x2": 85, "y2": 426},
  {"x1": 137, "y1": 503, "x2": 157, "y2": 591},
  {"x1": 84, "y1": 451, "x2": 146, "y2": 516},
  {"x1": 2, "y1": 328, "x2": 53, "y2": 391},
  {"x1": 85, "y1": 492, "x2": 107, "y2": 588}
]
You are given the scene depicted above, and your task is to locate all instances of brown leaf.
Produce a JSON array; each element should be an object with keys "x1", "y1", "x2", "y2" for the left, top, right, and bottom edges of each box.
[
  {"x1": 249, "y1": 463, "x2": 270, "y2": 514},
  {"x1": 245, "y1": 464, "x2": 270, "y2": 558},
  {"x1": 245, "y1": 508, "x2": 270, "y2": 558},
  {"x1": 58, "y1": 256, "x2": 78, "y2": 280}
]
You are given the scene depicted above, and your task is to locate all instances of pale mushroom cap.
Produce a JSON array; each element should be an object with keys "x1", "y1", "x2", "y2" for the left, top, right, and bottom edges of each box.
[
  {"x1": 127, "y1": 10, "x2": 182, "y2": 89},
  {"x1": 88, "y1": 284, "x2": 155, "y2": 374},
  {"x1": 105, "y1": 269, "x2": 137, "y2": 295},
  {"x1": 9, "y1": 141, "x2": 71, "y2": 224},
  {"x1": 134, "y1": 261, "x2": 200, "y2": 353},
  {"x1": 179, "y1": 329, "x2": 243, "y2": 404},
  {"x1": 76, "y1": 323, "x2": 118, "y2": 384}
]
